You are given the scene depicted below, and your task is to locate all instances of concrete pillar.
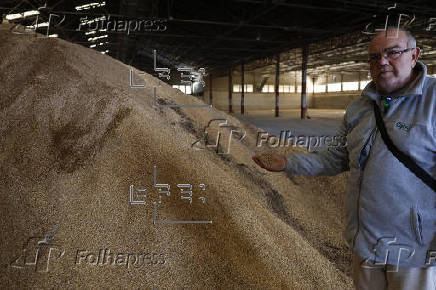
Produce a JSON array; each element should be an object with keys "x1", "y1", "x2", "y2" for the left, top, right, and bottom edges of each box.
[
  {"x1": 294, "y1": 71, "x2": 297, "y2": 93},
  {"x1": 301, "y1": 45, "x2": 308, "y2": 119},
  {"x1": 312, "y1": 77, "x2": 315, "y2": 94},
  {"x1": 241, "y1": 61, "x2": 245, "y2": 115},
  {"x1": 209, "y1": 74, "x2": 213, "y2": 105},
  {"x1": 229, "y1": 67, "x2": 233, "y2": 113},
  {"x1": 229, "y1": 68, "x2": 233, "y2": 113},
  {"x1": 340, "y1": 73, "x2": 343, "y2": 92},
  {"x1": 325, "y1": 72, "x2": 328, "y2": 93},
  {"x1": 275, "y1": 54, "x2": 280, "y2": 117},
  {"x1": 358, "y1": 71, "x2": 361, "y2": 91}
]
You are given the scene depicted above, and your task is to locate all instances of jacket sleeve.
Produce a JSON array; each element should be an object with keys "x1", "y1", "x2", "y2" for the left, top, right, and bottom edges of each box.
[{"x1": 284, "y1": 115, "x2": 350, "y2": 177}]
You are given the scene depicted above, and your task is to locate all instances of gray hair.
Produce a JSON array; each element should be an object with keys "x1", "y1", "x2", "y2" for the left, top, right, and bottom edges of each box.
[
  {"x1": 404, "y1": 30, "x2": 416, "y2": 48},
  {"x1": 383, "y1": 26, "x2": 416, "y2": 48}
]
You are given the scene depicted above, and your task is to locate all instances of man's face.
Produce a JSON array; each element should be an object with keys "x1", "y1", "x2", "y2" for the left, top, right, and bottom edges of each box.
[{"x1": 369, "y1": 30, "x2": 419, "y2": 94}]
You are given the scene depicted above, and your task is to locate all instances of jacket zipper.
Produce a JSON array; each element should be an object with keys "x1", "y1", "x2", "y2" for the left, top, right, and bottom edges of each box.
[
  {"x1": 352, "y1": 126, "x2": 378, "y2": 250},
  {"x1": 352, "y1": 170, "x2": 363, "y2": 250},
  {"x1": 352, "y1": 97, "x2": 396, "y2": 249}
]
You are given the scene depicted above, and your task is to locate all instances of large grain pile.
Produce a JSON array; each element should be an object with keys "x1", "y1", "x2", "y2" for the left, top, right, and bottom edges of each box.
[{"x1": 0, "y1": 24, "x2": 353, "y2": 289}]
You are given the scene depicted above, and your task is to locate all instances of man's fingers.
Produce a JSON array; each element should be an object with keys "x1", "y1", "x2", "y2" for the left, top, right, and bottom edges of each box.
[
  {"x1": 252, "y1": 155, "x2": 265, "y2": 168},
  {"x1": 253, "y1": 154, "x2": 286, "y2": 172},
  {"x1": 253, "y1": 155, "x2": 265, "y2": 168}
]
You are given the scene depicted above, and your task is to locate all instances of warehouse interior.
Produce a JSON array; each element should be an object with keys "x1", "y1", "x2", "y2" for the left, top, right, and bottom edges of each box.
[
  {"x1": 2, "y1": 0, "x2": 435, "y2": 115},
  {"x1": 1, "y1": 0, "x2": 435, "y2": 289},
  {"x1": 3, "y1": 0, "x2": 434, "y2": 141}
]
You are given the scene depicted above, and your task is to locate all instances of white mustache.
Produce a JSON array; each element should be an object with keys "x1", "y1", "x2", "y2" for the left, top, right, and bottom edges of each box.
[{"x1": 379, "y1": 66, "x2": 393, "y2": 73}]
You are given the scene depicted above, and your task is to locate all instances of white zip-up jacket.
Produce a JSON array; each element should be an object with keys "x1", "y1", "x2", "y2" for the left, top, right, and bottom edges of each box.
[{"x1": 285, "y1": 61, "x2": 436, "y2": 268}]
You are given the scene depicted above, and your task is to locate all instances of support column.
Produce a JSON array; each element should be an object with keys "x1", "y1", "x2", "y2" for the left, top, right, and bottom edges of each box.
[
  {"x1": 209, "y1": 74, "x2": 213, "y2": 105},
  {"x1": 312, "y1": 77, "x2": 315, "y2": 94},
  {"x1": 294, "y1": 71, "x2": 297, "y2": 93},
  {"x1": 275, "y1": 54, "x2": 280, "y2": 117},
  {"x1": 358, "y1": 71, "x2": 361, "y2": 91},
  {"x1": 241, "y1": 60, "x2": 245, "y2": 115},
  {"x1": 340, "y1": 73, "x2": 343, "y2": 92},
  {"x1": 301, "y1": 45, "x2": 308, "y2": 119},
  {"x1": 229, "y1": 67, "x2": 233, "y2": 113},
  {"x1": 325, "y1": 71, "x2": 328, "y2": 93}
]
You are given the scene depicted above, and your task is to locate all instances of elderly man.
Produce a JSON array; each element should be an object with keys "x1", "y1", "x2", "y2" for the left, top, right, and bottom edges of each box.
[{"x1": 252, "y1": 27, "x2": 436, "y2": 289}]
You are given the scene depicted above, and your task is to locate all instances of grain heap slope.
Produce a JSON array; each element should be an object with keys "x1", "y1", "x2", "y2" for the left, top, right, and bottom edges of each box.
[{"x1": 0, "y1": 24, "x2": 352, "y2": 289}]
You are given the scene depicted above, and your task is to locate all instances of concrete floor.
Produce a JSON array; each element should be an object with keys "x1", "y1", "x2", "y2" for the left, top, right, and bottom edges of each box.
[{"x1": 234, "y1": 109, "x2": 345, "y2": 152}]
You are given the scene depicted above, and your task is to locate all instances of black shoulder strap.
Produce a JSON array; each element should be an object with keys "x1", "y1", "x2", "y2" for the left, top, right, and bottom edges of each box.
[{"x1": 372, "y1": 100, "x2": 436, "y2": 192}]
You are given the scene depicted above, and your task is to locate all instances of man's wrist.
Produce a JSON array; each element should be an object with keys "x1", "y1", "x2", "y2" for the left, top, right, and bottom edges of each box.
[{"x1": 284, "y1": 156, "x2": 294, "y2": 174}]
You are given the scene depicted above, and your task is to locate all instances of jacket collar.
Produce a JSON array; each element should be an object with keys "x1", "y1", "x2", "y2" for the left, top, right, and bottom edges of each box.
[{"x1": 362, "y1": 61, "x2": 427, "y2": 101}]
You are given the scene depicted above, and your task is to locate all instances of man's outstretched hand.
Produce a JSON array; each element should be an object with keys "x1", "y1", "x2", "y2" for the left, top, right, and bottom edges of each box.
[{"x1": 252, "y1": 153, "x2": 286, "y2": 172}]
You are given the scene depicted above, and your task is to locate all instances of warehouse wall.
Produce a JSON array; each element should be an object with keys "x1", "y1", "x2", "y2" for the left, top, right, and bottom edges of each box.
[
  {"x1": 208, "y1": 91, "x2": 314, "y2": 112},
  {"x1": 311, "y1": 92, "x2": 361, "y2": 109},
  {"x1": 203, "y1": 72, "x2": 366, "y2": 112},
  {"x1": 204, "y1": 73, "x2": 315, "y2": 112}
]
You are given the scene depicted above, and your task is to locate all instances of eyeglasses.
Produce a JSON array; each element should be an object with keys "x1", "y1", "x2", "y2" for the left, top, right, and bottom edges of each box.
[{"x1": 368, "y1": 47, "x2": 415, "y2": 63}]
